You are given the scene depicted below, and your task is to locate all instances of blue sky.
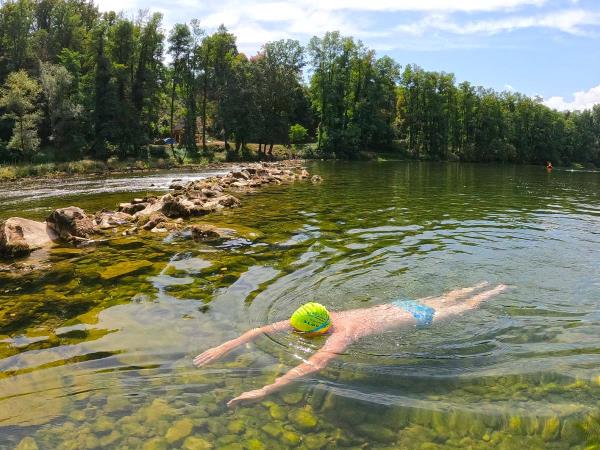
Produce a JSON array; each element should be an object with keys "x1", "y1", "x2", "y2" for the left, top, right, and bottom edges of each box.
[{"x1": 95, "y1": 0, "x2": 600, "y2": 111}]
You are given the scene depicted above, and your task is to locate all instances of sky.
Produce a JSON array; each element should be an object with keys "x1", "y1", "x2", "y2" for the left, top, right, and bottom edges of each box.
[{"x1": 94, "y1": 0, "x2": 600, "y2": 111}]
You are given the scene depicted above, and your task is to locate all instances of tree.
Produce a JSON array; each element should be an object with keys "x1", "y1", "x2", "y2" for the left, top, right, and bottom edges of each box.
[
  {"x1": 39, "y1": 61, "x2": 81, "y2": 155},
  {"x1": 0, "y1": 69, "x2": 41, "y2": 158},
  {"x1": 167, "y1": 23, "x2": 192, "y2": 160}
]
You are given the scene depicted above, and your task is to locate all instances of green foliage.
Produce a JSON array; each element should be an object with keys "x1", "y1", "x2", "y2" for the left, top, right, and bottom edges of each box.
[
  {"x1": 0, "y1": 1, "x2": 598, "y2": 167},
  {"x1": 0, "y1": 69, "x2": 41, "y2": 157},
  {"x1": 289, "y1": 124, "x2": 308, "y2": 146}
]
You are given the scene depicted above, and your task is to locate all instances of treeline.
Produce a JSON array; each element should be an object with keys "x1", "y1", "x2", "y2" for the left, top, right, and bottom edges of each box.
[{"x1": 0, "y1": 0, "x2": 599, "y2": 166}]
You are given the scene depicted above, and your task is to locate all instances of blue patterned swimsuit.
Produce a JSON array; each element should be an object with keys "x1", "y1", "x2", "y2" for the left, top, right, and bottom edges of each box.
[{"x1": 391, "y1": 299, "x2": 435, "y2": 327}]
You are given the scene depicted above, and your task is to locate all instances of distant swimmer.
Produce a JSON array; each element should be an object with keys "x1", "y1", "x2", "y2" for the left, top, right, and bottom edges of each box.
[
  {"x1": 546, "y1": 161, "x2": 553, "y2": 171},
  {"x1": 193, "y1": 282, "x2": 508, "y2": 407}
]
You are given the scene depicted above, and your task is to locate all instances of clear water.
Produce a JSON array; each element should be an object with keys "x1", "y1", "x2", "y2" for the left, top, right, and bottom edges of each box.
[{"x1": 1, "y1": 161, "x2": 599, "y2": 449}]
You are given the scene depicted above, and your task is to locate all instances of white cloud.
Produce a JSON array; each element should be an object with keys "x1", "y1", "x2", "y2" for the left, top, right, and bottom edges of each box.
[
  {"x1": 396, "y1": 9, "x2": 600, "y2": 36},
  {"x1": 505, "y1": 84, "x2": 516, "y2": 91},
  {"x1": 544, "y1": 84, "x2": 600, "y2": 111}
]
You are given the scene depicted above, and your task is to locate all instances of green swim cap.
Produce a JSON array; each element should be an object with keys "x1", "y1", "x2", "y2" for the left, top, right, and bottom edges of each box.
[{"x1": 290, "y1": 302, "x2": 331, "y2": 334}]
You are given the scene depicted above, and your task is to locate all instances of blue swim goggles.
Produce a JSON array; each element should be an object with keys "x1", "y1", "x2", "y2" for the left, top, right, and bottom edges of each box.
[{"x1": 391, "y1": 299, "x2": 435, "y2": 327}]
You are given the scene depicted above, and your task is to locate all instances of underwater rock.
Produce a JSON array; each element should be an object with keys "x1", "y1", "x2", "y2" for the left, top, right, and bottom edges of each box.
[
  {"x1": 142, "y1": 437, "x2": 168, "y2": 450},
  {"x1": 143, "y1": 399, "x2": 178, "y2": 423},
  {"x1": 100, "y1": 259, "x2": 153, "y2": 280},
  {"x1": 99, "y1": 430, "x2": 121, "y2": 447},
  {"x1": 288, "y1": 407, "x2": 318, "y2": 431},
  {"x1": 356, "y1": 423, "x2": 396, "y2": 443},
  {"x1": 281, "y1": 430, "x2": 301, "y2": 446},
  {"x1": 245, "y1": 439, "x2": 266, "y2": 450},
  {"x1": 281, "y1": 391, "x2": 303, "y2": 405},
  {"x1": 182, "y1": 436, "x2": 213, "y2": 450},
  {"x1": 14, "y1": 437, "x2": 39, "y2": 450},
  {"x1": 47, "y1": 206, "x2": 95, "y2": 240},
  {"x1": 303, "y1": 432, "x2": 329, "y2": 449},
  {"x1": 0, "y1": 217, "x2": 57, "y2": 258},
  {"x1": 165, "y1": 417, "x2": 194, "y2": 443},
  {"x1": 261, "y1": 422, "x2": 284, "y2": 438},
  {"x1": 227, "y1": 419, "x2": 246, "y2": 434},
  {"x1": 94, "y1": 415, "x2": 115, "y2": 433}
]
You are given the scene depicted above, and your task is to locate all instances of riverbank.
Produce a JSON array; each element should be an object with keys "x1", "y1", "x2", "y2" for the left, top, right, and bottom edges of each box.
[{"x1": 0, "y1": 143, "x2": 304, "y2": 182}]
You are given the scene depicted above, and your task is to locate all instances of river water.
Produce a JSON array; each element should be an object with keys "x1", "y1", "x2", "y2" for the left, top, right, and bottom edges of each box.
[{"x1": 0, "y1": 162, "x2": 599, "y2": 449}]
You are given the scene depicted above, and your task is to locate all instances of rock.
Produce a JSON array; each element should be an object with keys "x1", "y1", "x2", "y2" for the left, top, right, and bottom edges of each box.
[
  {"x1": 14, "y1": 437, "x2": 39, "y2": 450},
  {"x1": 227, "y1": 419, "x2": 246, "y2": 434},
  {"x1": 304, "y1": 433, "x2": 329, "y2": 449},
  {"x1": 245, "y1": 439, "x2": 266, "y2": 450},
  {"x1": 94, "y1": 415, "x2": 114, "y2": 433},
  {"x1": 281, "y1": 430, "x2": 301, "y2": 446},
  {"x1": 169, "y1": 183, "x2": 184, "y2": 190},
  {"x1": 182, "y1": 436, "x2": 213, "y2": 450},
  {"x1": 281, "y1": 391, "x2": 303, "y2": 405},
  {"x1": 261, "y1": 422, "x2": 284, "y2": 438},
  {"x1": 47, "y1": 206, "x2": 94, "y2": 240},
  {"x1": 189, "y1": 224, "x2": 234, "y2": 242},
  {"x1": 165, "y1": 418, "x2": 194, "y2": 443},
  {"x1": 144, "y1": 399, "x2": 178, "y2": 423},
  {"x1": 311, "y1": 175, "x2": 322, "y2": 183},
  {"x1": 231, "y1": 170, "x2": 250, "y2": 180},
  {"x1": 356, "y1": 423, "x2": 396, "y2": 443},
  {"x1": 140, "y1": 213, "x2": 168, "y2": 231},
  {"x1": 132, "y1": 198, "x2": 145, "y2": 204},
  {"x1": 100, "y1": 260, "x2": 153, "y2": 280},
  {"x1": 0, "y1": 217, "x2": 57, "y2": 258},
  {"x1": 142, "y1": 437, "x2": 168, "y2": 450},
  {"x1": 288, "y1": 407, "x2": 318, "y2": 430},
  {"x1": 162, "y1": 194, "x2": 198, "y2": 218},
  {"x1": 216, "y1": 195, "x2": 241, "y2": 208},
  {"x1": 119, "y1": 202, "x2": 147, "y2": 214},
  {"x1": 94, "y1": 211, "x2": 133, "y2": 230}
]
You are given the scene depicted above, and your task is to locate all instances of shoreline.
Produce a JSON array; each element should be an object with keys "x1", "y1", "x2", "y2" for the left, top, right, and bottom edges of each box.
[{"x1": 0, "y1": 161, "x2": 318, "y2": 268}]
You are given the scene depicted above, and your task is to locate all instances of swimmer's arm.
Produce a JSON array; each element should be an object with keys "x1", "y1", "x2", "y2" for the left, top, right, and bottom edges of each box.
[
  {"x1": 227, "y1": 334, "x2": 350, "y2": 407},
  {"x1": 193, "y1": 320, "x2": 290, "y2": 367}
]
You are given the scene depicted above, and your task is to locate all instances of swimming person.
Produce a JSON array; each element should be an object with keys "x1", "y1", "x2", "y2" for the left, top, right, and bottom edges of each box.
[{"x1": 193, "y1": 282, "x2": 508, "y2": 407}]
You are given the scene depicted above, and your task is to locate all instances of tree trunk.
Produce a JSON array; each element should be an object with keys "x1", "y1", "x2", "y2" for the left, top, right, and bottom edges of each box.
[{"x1": 268, "y1": 143, "x2": 273, "y2": 155}]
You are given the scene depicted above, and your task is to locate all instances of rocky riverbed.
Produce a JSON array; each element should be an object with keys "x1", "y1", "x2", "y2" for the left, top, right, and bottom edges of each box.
[{"x1": 0, "y1": 161, "x2": 320, "y2": 266}]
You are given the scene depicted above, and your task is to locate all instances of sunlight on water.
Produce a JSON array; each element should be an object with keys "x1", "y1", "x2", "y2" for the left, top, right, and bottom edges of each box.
[{"x1": 1, "y1": 161, "x2": 599, "y2": 449}]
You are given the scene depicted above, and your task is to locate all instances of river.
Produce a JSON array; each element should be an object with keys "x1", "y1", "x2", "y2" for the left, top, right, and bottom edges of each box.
[{"x1": 1, "y1": 161, "x2": 599, "y2": 449}]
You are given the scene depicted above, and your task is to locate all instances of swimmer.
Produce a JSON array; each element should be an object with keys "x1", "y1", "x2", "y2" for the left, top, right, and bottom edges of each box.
[{"x1": 193, "y1": 282, "x2": 508, "y2": 407}]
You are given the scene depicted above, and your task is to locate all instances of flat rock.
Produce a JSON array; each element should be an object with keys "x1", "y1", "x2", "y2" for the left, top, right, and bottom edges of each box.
[{"x1": 0, "y1": 218, "x2": 57, "y2": 258}]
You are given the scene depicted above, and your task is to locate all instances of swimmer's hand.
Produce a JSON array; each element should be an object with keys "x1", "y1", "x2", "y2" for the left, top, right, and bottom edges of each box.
[
  {"x1": 193, "y1": 341, "x2": 238, "y2": 367},
  {"x1": 227, "y1": 388, "x2": 266, "y2": 408}
]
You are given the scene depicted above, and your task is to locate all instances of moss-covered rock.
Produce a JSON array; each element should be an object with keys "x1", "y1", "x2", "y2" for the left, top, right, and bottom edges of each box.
[
  {"x1": 142, "y1": 437, "x2": 168, "y2": 450},
  {"x1": 356, "y1": 423, "x2": 396, "y2": 443},
  {"x1": 182, "y1": 436, "x2": 213, "y2": 450},
  {"x1": 261, "y1": 422, "x2": 284, "y2": 438},
  {"x1": 303, "y1": 433, "x2": 329, "y2": 450},
  {"x1": 288, "y1": 407, "x2": 318, "y2": 431},
  {"x1": 281, "y1": 430, "x2": 301, "y2": 446},
  {"x1": 165, "y1": 418, "x2": 194, "y2": 443},
  {"x1": 281, "y1": 391, "x2": 303, "y2": 405},
  {"x1": 227, "y1": 419, "x2": 246, "y2": 434},
  {"x1": 245, "y1": 439, "x2": 266, "y2": 450},
  {"x1": 14, "y1": 437, "x2": 39, "y2": 450}
]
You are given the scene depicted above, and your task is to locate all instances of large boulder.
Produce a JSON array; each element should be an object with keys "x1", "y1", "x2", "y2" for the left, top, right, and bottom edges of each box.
[
  {"x1": 46, "y1": 206, "x2": 94, "y2": 240},
  {"x1": 0, "y1": 218, "x2": 57, "y2": 258}
]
